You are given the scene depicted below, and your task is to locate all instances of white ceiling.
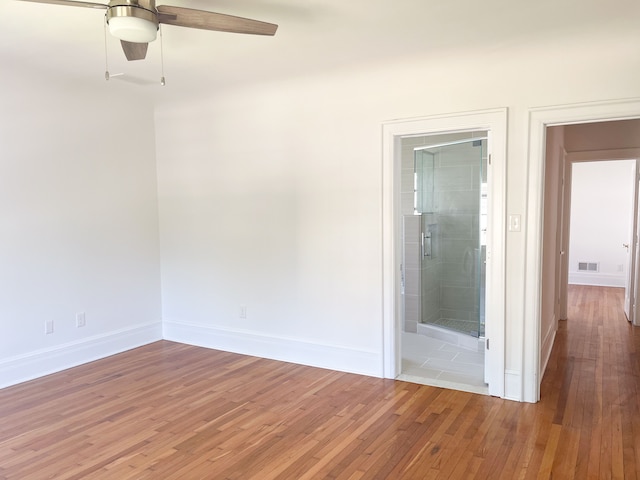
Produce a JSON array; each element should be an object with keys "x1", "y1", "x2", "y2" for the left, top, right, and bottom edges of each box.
[{"x1": 2, "y1": 0, "x2": 638, "y2": 105}]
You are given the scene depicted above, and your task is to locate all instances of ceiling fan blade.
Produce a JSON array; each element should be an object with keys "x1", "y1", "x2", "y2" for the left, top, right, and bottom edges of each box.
[
  {"x1": 16, "y1": 0, "x2": 106, "y2": 9},
  {"x1": 157, "y1": 6, "x2": 278, "y2": 36},
  {"x1": 120, "y1": 40, "x2": 149, "y2": 61}
]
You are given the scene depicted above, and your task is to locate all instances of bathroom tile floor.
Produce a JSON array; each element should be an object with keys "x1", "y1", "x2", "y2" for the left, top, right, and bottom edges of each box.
[{"x1": 397, "y1": 332, "x2": 488, "y2": 395}]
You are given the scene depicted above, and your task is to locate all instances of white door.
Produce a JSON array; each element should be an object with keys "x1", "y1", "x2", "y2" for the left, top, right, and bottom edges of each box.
[{"x1": 624, "y1": 160, "x2": 639, "y2": 322}]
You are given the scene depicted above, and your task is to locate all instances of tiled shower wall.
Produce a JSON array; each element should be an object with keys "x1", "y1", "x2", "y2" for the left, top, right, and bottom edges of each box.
[{"x1": 402, "y1": 215, "x2": 422, "y2": 333}]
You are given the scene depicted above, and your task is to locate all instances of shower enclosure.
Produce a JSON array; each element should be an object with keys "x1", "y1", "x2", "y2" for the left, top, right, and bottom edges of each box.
[{"x1": 404, "y1": 136, "x2": 487, "y2": 339}]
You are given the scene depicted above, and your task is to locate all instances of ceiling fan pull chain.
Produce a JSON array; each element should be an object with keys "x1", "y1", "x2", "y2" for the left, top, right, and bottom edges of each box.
[
  {"x1": 159, "y1": 24, "x2": 166, "y2": 86},
  {"x1": 103, "y1": 14, "x2": 111, "y2": 81}
]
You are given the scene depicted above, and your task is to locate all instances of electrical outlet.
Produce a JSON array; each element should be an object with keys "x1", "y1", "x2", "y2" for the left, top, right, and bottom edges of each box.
[
  {"x1": 239, "y1": 305, "x2": 247, "y2": 319},
  {"x1": 45, "y1": 320, "x2": 54, "y2": 335},
  {"x1": 76, "y1": 312, "x2": 86, "y2": 328}
]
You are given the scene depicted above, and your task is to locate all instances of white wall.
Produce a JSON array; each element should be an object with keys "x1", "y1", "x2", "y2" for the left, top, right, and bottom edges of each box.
[
  {"x1": 569, "y1": 160, "x2": 635, "y2": 286},
  {"x1": 156, "y1": 78, "x2": 384, "y2": 374},
  {"x1": 155, "y1": 25, "x2": 640, "y2": 391},
  {"x1": 0, "y1": 72, "x2": 162, "y2": 387}
]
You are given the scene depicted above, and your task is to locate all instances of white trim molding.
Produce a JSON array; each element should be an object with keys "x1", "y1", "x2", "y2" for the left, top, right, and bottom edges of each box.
[
  {"x1": 568, "y1": 273, "x2": 626, "y2": 287},
  {"x1": 504, "y1": 370, "x2": 522, "y2": 401},
  {"x1": 0, "y1": 322, "x2": 162, "y2": 389},
  {"x1": 539, "y1": 314, "x2": 557, "y2": 382},
  {"x1": 525, "y1": 98, "x2": 640, "y2": 403},
  {"x1": 382, "y1": 108, "x2": 507, "y2": 399},
  {"x1": 163, "y1": 321, "x2": 381, "y2": 378}
]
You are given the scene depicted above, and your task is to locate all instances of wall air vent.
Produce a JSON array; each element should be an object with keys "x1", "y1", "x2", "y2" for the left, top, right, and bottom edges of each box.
[{"x1": 578, "y1": 262, "x2": 599, "y2": 272}]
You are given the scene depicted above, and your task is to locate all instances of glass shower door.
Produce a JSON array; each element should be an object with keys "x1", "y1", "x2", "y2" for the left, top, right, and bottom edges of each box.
[{"x1": 414, "y1": 138, "x2": 487, "y2": 337}]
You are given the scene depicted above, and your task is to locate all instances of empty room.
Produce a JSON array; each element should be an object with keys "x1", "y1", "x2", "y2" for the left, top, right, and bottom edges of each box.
[{"x1": 2, "y1": 0, "x2": 640, "y2": 478}]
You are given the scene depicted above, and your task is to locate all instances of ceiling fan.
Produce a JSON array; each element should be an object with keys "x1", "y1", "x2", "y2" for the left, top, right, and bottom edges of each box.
[{"x1": 17, "y1": 0, "x2": 278, "y2": 61}]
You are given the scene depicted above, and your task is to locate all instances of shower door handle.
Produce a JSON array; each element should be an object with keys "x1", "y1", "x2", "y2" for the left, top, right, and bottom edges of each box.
[{"x1": 422, "y1": 232, "x2": 432, "y2": 258}]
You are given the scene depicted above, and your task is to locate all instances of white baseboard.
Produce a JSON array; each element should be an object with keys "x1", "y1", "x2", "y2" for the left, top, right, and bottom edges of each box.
[
  {"x1": 540, "y1": 317, "x2": 557, "y2": 382},
  {"x1": 0, "y1": 322, "x2": 163, "y2": 389},
  {"x1": 568, "y1": 273, "x2": 625, "y2": 287},
  {"x1": 163, "y1": 321, "x2": 382, "y2": 378},
  {"x1": 504, "y1": 369, "x2": 522, "y2": 401}
]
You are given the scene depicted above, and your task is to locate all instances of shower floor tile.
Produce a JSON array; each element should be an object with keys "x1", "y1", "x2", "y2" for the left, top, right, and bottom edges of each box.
[{"x1": 397, "y1": 332, "x2": 488, "y2": 395}]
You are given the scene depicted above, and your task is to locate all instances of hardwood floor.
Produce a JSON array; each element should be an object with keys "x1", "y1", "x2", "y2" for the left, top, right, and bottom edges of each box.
[{"x1": 1, "y1": 285, "x2": 639, "y2": 479}]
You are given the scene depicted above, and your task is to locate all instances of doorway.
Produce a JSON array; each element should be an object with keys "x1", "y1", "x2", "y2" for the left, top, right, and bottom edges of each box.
[
  {"x1": 526, "y1": 100, "x2": 640, "y2": 402},
  {"x1": 382, "y1": 109, "x2": 506, "y2": 398},
  {"x1": 398, "y1": 134, "x2": 488, "y2": 394},
  {"x1": 541, "y1": 125, "x2": 640, "y2": 381},
  {"x1": 567, "y1": 159, "x2": 636, "y2": 290}
]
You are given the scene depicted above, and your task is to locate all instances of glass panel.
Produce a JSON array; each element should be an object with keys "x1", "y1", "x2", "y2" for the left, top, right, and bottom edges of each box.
[
  {"x1": 414, "y1": 149, "x2": 435, "y2": 214},
  {"x1": 413, "y1": 136, "x2": 487, "y2": 337}
]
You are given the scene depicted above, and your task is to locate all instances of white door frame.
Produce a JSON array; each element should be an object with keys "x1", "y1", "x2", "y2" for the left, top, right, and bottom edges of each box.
[
  {"x1": 628, "y1": 161, "x2": 640, "y2": 326},
  {"x1": 634, "y1": 178, "x2": 640, "y2": 326},
  {"x1": 382, "y1": 108, "x2": 507, "y2": 398},
  {"x1": 525, "y1": 98, "x2": 640, "y2": 403},
  {"x1": 623, "y1": 159, "x2": 640, "y2": 324}
]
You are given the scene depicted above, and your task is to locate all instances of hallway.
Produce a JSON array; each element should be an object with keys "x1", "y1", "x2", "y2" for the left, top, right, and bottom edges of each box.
[{"x1": 535, "y1": 284, "x2": 640, "y2": 477}]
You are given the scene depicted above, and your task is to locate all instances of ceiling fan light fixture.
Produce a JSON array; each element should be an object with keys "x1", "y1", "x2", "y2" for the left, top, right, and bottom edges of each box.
[
  {"x1": 107, "y1": 3, "x2": 159, "y2": 43},
  {"x1": 108, "y1": 16, "x2": 157, "y2": 42}
]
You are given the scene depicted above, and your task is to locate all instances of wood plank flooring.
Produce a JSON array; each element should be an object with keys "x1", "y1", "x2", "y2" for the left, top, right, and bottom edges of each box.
[{"x1": 1, "y1": 285, "x2": 640, "y2": 479}]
